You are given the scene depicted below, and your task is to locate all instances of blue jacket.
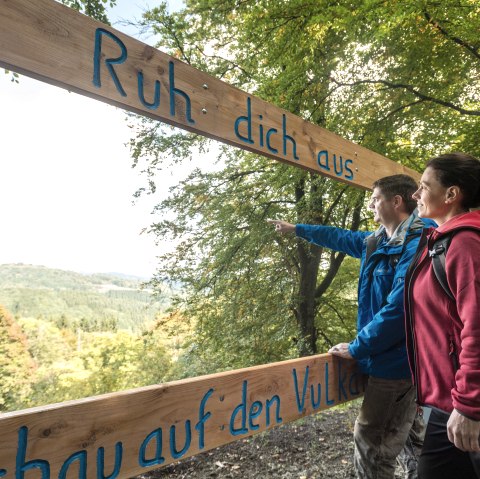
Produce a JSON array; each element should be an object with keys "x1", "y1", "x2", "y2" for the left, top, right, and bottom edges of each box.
[{"x1": 296, "y1": 212, "x2": 435, "y2": 379}]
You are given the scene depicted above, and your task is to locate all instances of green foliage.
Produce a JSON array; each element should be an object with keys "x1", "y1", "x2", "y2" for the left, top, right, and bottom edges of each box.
[
  {"x1": 0, "y1": 265, "x2": 186, "y2": 411},
  {"x1": 0, "y1": 264, "x2": 169, "y2": 331},
  {"x1": 0, "y1": 306, "x2": 35, "y2": 411},
  {"x1": 59, "y1": 0, "x2": 117, "y2": 24},
  {"x1": 129, "y1": 0, "x2": 478, "y2": 370},
  {"x1": 0, "y1": 309, "x2": 174, "y2": 411},
  {"x1": 136, "y1": 141, "x2": 363, "y2": 364}
]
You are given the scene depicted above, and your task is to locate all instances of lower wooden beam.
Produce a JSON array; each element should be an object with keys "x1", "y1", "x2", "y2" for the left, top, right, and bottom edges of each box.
[{"x1": 0, "y1": 353, "x2": 364, "y2": 478}]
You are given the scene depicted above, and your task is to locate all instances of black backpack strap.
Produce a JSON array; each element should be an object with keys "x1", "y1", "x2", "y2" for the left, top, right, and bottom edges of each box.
[
  {"x1": 389, "y1": 231, "x2": 417, "y2": 269},
  {"x1": 429, "y1": 234, "x2": 455, "y2": 301},
  {"x1": 365, "y1": 233, "x2": 382, "y2": 264}
]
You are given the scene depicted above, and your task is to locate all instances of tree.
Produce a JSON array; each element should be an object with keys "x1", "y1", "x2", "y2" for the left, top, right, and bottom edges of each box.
[
  {"x1": 133, "y1": 135, "x2": 363, "y2": 364},
  {"x1": 0, "y1": 306, "x2": 35, "y2": 412},
  {"x1": 59, "y1": 0, "x2": 116, "y2": 24},
  {"x1": 130, "y1": 1, "x2": 478, "y2": 366}
]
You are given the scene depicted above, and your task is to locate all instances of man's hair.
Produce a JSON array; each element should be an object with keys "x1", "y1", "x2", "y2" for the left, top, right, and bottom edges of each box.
[{"x1": 372, "y1": 174, "x2": 418, "y2": 214}]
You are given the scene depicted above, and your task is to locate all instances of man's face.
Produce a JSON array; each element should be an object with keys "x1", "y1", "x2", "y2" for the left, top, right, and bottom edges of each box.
[{"x1": 368, "y1": 187, "x2": 397, "y2": 225}]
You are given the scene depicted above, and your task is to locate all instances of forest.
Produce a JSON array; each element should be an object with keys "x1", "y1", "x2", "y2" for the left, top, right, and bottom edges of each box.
[
  {"x1": 0, "y1": 264, "x2": 180, "y2": 411},
  {"x1": 1, "y1": 0, "x2": 479, "y2": 421}
]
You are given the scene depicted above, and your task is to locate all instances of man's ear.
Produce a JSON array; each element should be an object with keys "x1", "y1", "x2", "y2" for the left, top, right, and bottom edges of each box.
[{"x1": 393, "y1": 194, "x2": 403, "y2": 209}]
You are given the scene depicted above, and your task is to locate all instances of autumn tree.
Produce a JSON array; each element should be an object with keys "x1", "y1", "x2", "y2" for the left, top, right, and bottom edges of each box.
[{"x1": 0, "y1": 306, "x2": 35, "y2": 411}]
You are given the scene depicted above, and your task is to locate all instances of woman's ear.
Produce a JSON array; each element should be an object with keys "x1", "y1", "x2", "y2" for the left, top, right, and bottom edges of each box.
[{"x1": 445, "y1": 185, "x2": 461, "y2": 204}]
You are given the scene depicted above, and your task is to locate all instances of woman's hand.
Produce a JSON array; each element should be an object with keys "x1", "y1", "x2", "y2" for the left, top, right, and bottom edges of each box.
[{"x1": 447, "y1": 408, "x2": 480, "y2": 452}]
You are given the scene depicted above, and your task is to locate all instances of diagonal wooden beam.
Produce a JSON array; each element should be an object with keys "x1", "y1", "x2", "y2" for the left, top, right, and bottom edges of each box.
[{"x1": 0, "y1": 0, "x2": 419, "y2": 191}]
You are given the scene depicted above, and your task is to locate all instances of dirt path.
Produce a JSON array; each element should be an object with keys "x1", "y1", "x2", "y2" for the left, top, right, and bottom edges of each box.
[{"x1": 137, "y1": 400, "x2": 405, "y2": 478}]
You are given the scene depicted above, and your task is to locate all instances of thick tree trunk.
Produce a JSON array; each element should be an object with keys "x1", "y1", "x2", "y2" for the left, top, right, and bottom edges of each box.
[{"x1": 294, "y1": 191, "x2": 364, "y2": 357}]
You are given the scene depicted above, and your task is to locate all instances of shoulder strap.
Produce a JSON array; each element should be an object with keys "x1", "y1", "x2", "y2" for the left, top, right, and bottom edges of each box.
[
  {"x1": 365, "y1": 233, "x2": 382, "y2": 264},
  {"x1": 429, "y1": 234, "x2": 455, "y2": 301},
  {"x1": 389, "y1": 231, "x2": 417, "y2": 269}
]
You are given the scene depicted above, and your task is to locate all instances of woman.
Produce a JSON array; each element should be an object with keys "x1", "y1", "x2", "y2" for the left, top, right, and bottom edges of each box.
[{"x1": 405, "y1": 152, "x2": 480, "y2": 478}]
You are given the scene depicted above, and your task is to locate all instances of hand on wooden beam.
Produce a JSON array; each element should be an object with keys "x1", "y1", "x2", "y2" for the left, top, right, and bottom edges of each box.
[{"x1": 329, "y1": 343, "x2": 353, "y2": 360}]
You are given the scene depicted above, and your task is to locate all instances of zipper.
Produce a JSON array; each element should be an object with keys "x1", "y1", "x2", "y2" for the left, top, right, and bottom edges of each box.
[
  {"x1": 449, "y1": 337, "x2": 460, "y2": 372},
  {"x1": 405, "y1": 230, "x2": 430, "y2": 404}
]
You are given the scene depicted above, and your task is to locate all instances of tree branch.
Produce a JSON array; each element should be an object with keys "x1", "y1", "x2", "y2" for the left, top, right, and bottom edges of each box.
[
  {"x1": 424, "y1": 10, "x2": 480, "y2": 61},
  {"x1": 331, "y1": 78, "x2": 480, "y2": 116}
]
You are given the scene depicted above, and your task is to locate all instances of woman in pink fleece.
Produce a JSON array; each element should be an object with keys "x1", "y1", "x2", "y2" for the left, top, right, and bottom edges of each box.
[{"x1": 405, "y1": 152, "x2": 480, "y2": 478}]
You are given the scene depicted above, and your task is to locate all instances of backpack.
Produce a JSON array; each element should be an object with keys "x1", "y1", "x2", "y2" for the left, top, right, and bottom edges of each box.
[
  {"x1": 428, "y1": 227, "x2": 480, "y2": 301},
  {"x1": 428, "y1": 234, "x2": 454, "y2": 301},
  {"x1": 365, "y1": 230, "x2": 415, "y2": 270}
]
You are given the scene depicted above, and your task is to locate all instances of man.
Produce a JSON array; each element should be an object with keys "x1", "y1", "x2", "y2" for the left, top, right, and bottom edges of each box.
[{"x1": 269, "y1": 174, "x2": 434, "y2": 479}]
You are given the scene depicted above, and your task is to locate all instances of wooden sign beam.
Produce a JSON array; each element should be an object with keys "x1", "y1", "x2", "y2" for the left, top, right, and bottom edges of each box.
[
  {"x1": 0, "y1": 354, "x2": 364, "y2": 478},
  {"x1": 0, "y1": 0, "x2": 419, "y2": 190}
]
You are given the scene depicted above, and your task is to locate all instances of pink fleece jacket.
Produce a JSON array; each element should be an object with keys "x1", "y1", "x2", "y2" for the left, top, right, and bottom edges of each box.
[{"x1": 405, "y1": 211, "x2": 480, "y2": 419}]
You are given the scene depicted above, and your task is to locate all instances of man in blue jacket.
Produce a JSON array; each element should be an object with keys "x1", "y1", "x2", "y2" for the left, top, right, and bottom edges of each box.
[{"x1": 269, "y1": 174, "x2": 434, "y2": 479}]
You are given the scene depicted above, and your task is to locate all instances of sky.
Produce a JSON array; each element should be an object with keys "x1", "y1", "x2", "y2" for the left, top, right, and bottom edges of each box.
[{"x1": 0, "y1": 0, "x2": 187, "y2": 278}]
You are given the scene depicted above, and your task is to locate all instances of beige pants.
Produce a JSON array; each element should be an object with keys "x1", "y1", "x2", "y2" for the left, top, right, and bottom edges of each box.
[{"x1": 354, "y1": 376, "x2": 424, "y2": 479}]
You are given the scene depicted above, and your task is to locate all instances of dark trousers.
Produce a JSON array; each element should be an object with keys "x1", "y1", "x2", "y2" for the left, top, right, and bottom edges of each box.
[{"x1": 418, "y1": 408, "x2": 480, "y2": 479}]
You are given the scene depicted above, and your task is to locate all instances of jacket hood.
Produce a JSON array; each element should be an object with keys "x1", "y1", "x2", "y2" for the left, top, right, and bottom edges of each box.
[
  {"x1": 374, "y1": 209, "x2": 435, "y2": 247},
  {"x1": 435, "y1": 210, "x2": 480, "y2": 236}
]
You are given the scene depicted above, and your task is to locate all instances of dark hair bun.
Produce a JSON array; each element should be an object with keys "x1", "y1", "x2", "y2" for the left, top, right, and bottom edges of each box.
[{"x1": 427, "y1": 153, "x2": 480, "y2": 209}]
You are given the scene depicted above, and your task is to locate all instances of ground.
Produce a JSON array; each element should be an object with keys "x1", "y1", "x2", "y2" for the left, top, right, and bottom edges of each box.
[{"x1": 137, "y1": 400, "x2": 405, "y2": 479}]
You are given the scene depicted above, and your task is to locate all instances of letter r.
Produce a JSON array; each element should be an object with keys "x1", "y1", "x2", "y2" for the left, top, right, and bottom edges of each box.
[{"x1": 93, "y1": 28, "x2": 128, "y2": 97}]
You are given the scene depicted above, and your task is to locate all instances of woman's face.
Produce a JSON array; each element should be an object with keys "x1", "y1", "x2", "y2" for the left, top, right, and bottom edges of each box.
[{"x1": 412, "y1": 167, "x2": 450, "y2": 222}]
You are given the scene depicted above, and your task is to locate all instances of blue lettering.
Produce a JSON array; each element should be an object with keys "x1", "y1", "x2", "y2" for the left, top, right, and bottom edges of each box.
[
  {"x1": 338, "y1": 360, "x2": 348, "y2": 401},
  {"x1": 15, "y1": 426, "x2": 50, "y2": 479},
  {"x1": 310, "y1": 384, "x2": 322, "y2": 409},
  {"x1": 59, "y1": 451, "x2": 87, "y2": 479},
  {"x1": 138, "y1": 428, "x2": 165, "y2": 467},
  {"x1": 234, "y1": 98, "x2": 254, "y2": 145},
  {"x1": 282, "y1": 114, "x2": 299, "y2": 160},
  {"x1": 248, "y1": 401, "x2": 263, "y2": 431},
  {"x1": 349, "y1": 372, "x2": 363, "y2": 396},
  {"x1": 266, "y1": 128, "x2": 278, "y2": 153},
  {"x1": 292, "y1": 367, "x2": 309, "y2": 413},
  {"x1": 169, "y1": 420, "x2": 192, "y2": 459},
  {"x1": 137, "y1": 71, "x2": 161, "y2": 110},
  {"x1": 333, "y1": 154, "x2": 343, "y2": 177},
  {"x1": 195, "y1": 389, "x2": 214, "y2": 450},
  {"x1": 258, "y1": 115, "x2": 264, "y2": 147},
  {"x1": 344, "y1": 159, "x2": 354, "y2": 180},
  {"x1": 97, "y1": 443, "x2": 123, "y2": 479},
  {"x1": 265, "y1": 396, "x2": 282, "y2": 427},
  {"x1": 229, "y1": 381, "x2": 248, "y2": 436},
  {"x1": 169, "y1": 61, "x2": 195, "y2": 124},
  {"x1": 317, "y1": 150, "x2": 330, "y2": 171},
  {"x1": 325, "y1": 363, "x2": 335, "y2": 406},
  {"x1": 93, "y1": 28, "x2": 127, "y2": 97}
]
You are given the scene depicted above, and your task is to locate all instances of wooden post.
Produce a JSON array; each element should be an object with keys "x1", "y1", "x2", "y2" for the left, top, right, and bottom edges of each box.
[
  {"x1": 0, "y1": 0, "x2": 419, "y2": 191},
  {"x1": 0, "y1": 354, "x2": 364, "y2": 478}
]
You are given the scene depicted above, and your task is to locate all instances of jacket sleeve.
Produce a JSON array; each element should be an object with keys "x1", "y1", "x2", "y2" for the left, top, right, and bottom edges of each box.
[
  {"x1": 348, "y1": 237, "x2": 416, "y2": 359},
  {"x1": 447, "y1": 233, "x2": 480, "y2": 419},
  {"x1": 295, "y1": 224, "x2": 371, "y2": 259}
]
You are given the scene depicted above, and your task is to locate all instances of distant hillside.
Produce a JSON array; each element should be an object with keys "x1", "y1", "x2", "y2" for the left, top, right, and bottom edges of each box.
[{"x1": 0, "y1": 264, "x2": 170, "y2": 330}]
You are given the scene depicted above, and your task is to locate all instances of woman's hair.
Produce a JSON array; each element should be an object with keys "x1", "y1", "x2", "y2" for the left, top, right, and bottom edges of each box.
[{"x1": 427, "y1": 152, "x2": 480, "y2": 209}]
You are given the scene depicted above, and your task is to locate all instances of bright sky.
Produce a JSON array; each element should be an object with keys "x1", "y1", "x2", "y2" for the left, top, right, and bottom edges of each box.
[{"x1": 0, "y1": 0, "x2": 186, "y2": 278}]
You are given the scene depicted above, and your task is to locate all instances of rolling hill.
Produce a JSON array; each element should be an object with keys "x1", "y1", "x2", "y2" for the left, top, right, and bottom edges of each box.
[{"x1": 0, "y1": 263, "x2": 170, "y2": 330}]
